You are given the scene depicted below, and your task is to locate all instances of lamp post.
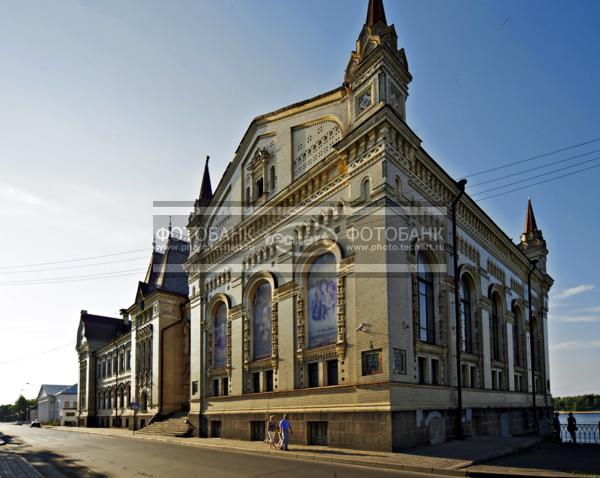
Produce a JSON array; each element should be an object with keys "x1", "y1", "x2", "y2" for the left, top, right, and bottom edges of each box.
[
  {"x1": 527, "y1": 259, "x2": 539, "y2": 431},
  {"x1": 451, "y1": 179, "x2": 467, "y2": 440}
]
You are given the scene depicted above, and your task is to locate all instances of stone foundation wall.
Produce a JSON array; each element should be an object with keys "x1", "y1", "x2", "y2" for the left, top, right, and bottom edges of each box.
[{"x1": 200, "y1": 406, "x2": 552, "y2": 452}]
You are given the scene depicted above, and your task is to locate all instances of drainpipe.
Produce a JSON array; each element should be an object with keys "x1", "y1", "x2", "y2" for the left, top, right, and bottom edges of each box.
[
  {"x1": 527, "y1": 260, "x2": 538, "y2": 431},
  {"x1": 451, "y1": 179, "x2": 467, "y2": 440}
]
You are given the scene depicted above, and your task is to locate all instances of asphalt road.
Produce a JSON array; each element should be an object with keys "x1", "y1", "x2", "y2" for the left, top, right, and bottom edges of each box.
[{"x1": 0, "y1": 424, "x2": 443, "y2": 478}]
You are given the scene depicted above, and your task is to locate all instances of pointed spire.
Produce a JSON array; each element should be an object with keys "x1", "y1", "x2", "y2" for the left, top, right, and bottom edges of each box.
[
  {"x1": 198, "y1": 155, "x2": 213, "y2": 207},
  {"x1": 366, "y1": 0, "x2": 387, "y2": 27},
  {"x1": 524, "y1": 198, "x2": 538, "y2": 234}
]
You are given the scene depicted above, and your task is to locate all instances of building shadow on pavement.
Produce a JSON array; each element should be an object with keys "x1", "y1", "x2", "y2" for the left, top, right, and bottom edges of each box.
[
  {"x1": 474, "y1": 443, "x2": 600, "y2": 476},
  {"x1": 0, "y1": 433, "x2": 106, "y2": 477}
]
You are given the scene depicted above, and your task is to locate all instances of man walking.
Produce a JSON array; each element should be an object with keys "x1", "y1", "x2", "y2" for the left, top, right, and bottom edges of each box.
[{"x1": 278, "y1": 414, "x2": 292, "y2": 451}]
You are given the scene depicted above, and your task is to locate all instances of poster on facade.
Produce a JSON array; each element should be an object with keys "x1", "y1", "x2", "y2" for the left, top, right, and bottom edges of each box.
[
  {"x1": 213, "y1": 304, "x2": 228, "y2": 368},
  {"x1": 253, "y1": 283, "x2": 272, "y2": 360},
  {"x1": 307, "y1": 253, "x2": 338, "y2": 348}
]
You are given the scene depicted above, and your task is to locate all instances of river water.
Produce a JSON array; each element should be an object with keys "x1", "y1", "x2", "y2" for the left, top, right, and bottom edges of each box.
[{"x1": 557, "y1": 412, "x2": 600, "y2": 444}]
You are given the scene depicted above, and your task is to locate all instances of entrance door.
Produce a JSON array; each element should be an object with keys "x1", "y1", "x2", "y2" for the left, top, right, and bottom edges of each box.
[{"x1": 308, "y1": 421, "x2": 328, "y2": 446}]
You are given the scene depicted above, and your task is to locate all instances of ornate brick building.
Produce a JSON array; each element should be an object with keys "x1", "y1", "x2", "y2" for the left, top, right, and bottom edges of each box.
[{"x1": 184, "y1": 0, "x2": 553, "y2": 451}]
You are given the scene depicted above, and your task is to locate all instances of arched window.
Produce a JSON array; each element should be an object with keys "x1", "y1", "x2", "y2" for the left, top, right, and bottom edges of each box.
[
  {"x1": 269, "y1": 165, "x2": 276, "y2": 191},
  {"x1": 140, "y1": 391, "x2": 147, "y2": 412},
  {"x1": 307, "y1": 253, "x2": 337, "y2": 349},
  {"x1": 513, "y1": 305, "x2": 522, "y2": 367},
  {"x1": 252, "y1": 282, "x2": 272, "y2": 360},
  {"x1": 362, "y1": 178, "x2": 371, "y2": 201},
  {"x1": 417, "y1": 252, "x2": 435, "y2": 344},
  {"x1": 256, "y1": 178, "x2": 264, "y2": 199},
  {"x1": 213, "y1": 303, "x2": 228, "y2": 368},
  {"x1": 460, "y1": 275, "x2": 473, "y2": 354},
  {"x1": 491, "y1": 293, "x2": 502, "y2": 361}
]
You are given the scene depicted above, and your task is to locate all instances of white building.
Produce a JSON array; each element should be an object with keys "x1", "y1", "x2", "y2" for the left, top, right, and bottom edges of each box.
[
  {"x1": 56, "y1": 385, "x2": 78, "y2": 426},
  {"x1": 36, "y1": 384, "x2": 72, "y2": 424}
]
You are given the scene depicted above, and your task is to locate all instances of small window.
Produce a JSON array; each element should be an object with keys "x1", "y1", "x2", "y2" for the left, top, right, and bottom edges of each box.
[
  {"x1": 418, "y1": 357, "x2": 427, "y2": 384},
  {"x1": 212, "y1": 379, "x2": 220, "y2": 397},
  {"x1": 251, "y1": 421, "x2": 266, "y2": 441},
  {"x1": 461, "y1": 364, "x2": 469, "y2": 387},
  {"x1": 210, "y1": 420, "x2": 222, "y2": 438},
  {"x1": 470, "y1": 366, "x2": 476, "y2": 389},
  {"x1": 362, "y1": 178, "x2": 371, "y2": 201},
  {"x1": 269, "y1": 165, "x2": 276, "y2": 191},
  {"x1": 326, "y1": 360, "x2": 338, "y2": 386},
  {"x1": 256, "y1": 178, "x2": 264, "y2": 198},
  {"x1": 222, "y1": 377, "x2": 229, "y2": 396},
  {"x1": 392, "y1": 348, "x2": 406, "y2": 375},
  {"x1": 252, "y1": 372, "x2": 261, "y2": 393},
  {"x1": 192, "y1": 381, "x2": 199, "y2": 395},
  {"x1": 431, "y1": 359, "x2": 440, "y2": 385},
  {"x1": 265, "y1": 370, "x2": 274, "y2": 392},
  {"x1": 308, "y1": 363, "x2": 319, "y2": 388},
  {"x1": 362, "y1": 349, "x2": 382, "y2": 376}
]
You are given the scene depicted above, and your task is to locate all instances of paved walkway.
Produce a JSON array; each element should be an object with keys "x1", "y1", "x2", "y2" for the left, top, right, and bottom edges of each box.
[
  {"x1": 47, "y1": 426, "x2": 546, "y2": 476},
  {"x1": 0, "y1": 453, "x2": 43, "y2": 478}
]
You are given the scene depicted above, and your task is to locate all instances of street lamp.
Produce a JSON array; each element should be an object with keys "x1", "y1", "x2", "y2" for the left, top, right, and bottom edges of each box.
[{"x1": 451, "y1": 178, "x2": 467, "y2": 440}]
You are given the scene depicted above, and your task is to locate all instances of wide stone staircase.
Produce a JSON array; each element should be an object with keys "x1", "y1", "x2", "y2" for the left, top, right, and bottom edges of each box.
[{"x1": 137, "y1": 412, "x2": 192, "y2": 438}]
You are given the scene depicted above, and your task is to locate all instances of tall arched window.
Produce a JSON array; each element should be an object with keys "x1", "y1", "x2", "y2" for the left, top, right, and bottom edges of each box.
[
  {"x1": 513, "y1": 306, "x2": 521, "y2": 367},
  {"x1": 417, "y1": 252, "x2": 435, "y2": 344},
  {"x1": 460, "y1": 275, "x2": 473, "y2": 354},
  {"x1": 307, "y1": 253, "x2": 337, "y2": 349},
  {"x1": 252, "y1": 282, "x2": 272, "y2": 360},
  {"x1": 213, "y1": 303, "x2": 228, "y2": 368},
  {"x1": 491, "y1": 293, "x2": 502, "y2": 361}
]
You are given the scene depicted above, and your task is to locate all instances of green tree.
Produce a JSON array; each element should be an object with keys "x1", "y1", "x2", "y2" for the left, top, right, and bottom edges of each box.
[{"x1": 14, "y1": 395, "x2": 29, "y2": 421}]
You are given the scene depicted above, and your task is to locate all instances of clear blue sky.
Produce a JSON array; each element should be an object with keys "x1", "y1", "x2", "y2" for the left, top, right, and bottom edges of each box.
[{"x1": 0, "y1": 0, "x2": 599, "y2": 403}]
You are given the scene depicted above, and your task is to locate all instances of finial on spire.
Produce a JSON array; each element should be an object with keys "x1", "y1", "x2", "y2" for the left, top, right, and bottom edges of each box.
[
  {"x1": 524, "y1": 198, "x2": 538, "y2": 234},
  {"x1": 168, "y1": 216, "x2": 172, "y2": 237},
  {"x1": 152, "y1": 233, "x2": 156, "y2": 251},
  {"x1": 366, "y1": 0, "x2": 387, "y2": 27}
]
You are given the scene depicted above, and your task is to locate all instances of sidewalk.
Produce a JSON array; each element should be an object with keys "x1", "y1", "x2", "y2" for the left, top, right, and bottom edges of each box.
[
  {"x1": 48, "y1": 425, "x2": 556, "y2": 476},
  {"x1": 0, "y1": 453, "x2": 43, "y2": 478}
]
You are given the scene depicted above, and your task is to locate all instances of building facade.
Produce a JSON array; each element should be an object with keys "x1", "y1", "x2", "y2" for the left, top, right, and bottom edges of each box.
[
  {"x1": 184, "y1": 0, "x2": 553, "y2": 451},
  {"x1": 76, "y1": 235, "x2": 191, "y2": 430},
  {"x1": 36, "y1": 384, "x2": 73, "y2": 424}
]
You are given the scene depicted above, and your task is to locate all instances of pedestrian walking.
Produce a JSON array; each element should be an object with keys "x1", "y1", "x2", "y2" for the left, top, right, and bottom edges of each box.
[
  {"x1": 552, "y1": 412, "x2": 561, "y2": 443},
  {"x1": 567, "y1": 412, "x2": 577, "y2": 444},
  {"x1": 278, "y1": 414, "x2": 292, "y2": 451},
  {"x1": 266, "y1": 415, "x2": 277, "y2": 449}
]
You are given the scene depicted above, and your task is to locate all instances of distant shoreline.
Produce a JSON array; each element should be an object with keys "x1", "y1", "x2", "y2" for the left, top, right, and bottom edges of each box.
[{"x1": 557, "y1": 410, "x2": 600, "y2": 414}]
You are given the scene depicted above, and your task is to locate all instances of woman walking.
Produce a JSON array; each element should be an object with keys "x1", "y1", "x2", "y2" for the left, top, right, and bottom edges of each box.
[{"x1": 266, "y1": 415, "x2": 277, "y2": 449}]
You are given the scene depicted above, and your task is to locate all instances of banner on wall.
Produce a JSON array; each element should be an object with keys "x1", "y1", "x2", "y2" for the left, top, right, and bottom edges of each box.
[
  {"x1": 213, "y1": 304, "x2": 228, "y2": 368},
  {"x1": 307, "y1": 253, "x2": 338, "y2": 348},
  {"x1": 253, "y1": 283, "x2": 272, "y2": 360}
]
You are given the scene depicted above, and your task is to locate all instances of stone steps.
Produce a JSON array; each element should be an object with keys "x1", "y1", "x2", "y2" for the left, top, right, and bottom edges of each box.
[{"x1": 137, "y1": 415, "x2": 191, "y2": 437}]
